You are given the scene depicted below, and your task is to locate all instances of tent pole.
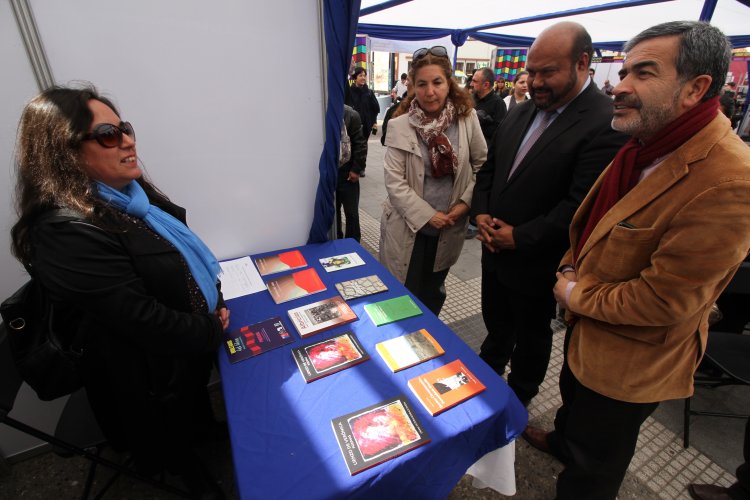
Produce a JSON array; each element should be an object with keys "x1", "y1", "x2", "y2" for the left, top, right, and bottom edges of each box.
[
  {"x1": 10, "y1": 0, "x2": 55, "y2": 91},
  {"x1": 452, "y1": 46, "x2": 458, "y2": 71}
]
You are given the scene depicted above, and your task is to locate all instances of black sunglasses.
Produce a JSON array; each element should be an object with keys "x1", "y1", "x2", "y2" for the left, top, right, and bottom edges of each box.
[
  {"x1": 412, "y1": 46, "x2": 449, "y2": 61},
  {"x1": 82, "y1": 122, "x2": 135, "y2": 148}
]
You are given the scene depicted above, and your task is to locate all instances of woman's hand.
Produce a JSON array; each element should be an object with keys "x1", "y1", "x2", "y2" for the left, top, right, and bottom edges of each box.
[
  {"x1": 428, "y1": 211, "x2": 454, "y2": 229},
  {"x1": 446, "y1": 201, "x2": 469, "y2": 224},
  {"x1": 215, "y1": 307, "x2": 230, "y2": 331}
]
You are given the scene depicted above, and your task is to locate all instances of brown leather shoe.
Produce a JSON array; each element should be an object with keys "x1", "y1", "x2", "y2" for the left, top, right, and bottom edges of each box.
[
  {"x1": 687, "y1": 483, "x2": 732, "y2": 500},
  {"x1": 521, "y1": 425, "x2": 552, "y2": 454}
]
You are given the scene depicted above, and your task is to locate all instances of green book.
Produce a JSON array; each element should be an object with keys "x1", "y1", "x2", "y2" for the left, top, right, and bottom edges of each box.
[{"x1": 364, "y1": 295, "x2": 422, "y2": 326}]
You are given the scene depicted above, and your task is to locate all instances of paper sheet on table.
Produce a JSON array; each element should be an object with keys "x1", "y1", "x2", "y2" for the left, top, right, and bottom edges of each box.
[{"x1": 219, "y1": 257, "x2": 265, "y2": 299}]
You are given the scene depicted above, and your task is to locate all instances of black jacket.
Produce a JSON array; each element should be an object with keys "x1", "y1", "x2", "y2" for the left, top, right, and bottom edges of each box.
[
  {"x1": 340, "y1": 105, "x2": 368, "y2": 181},
  {"x1": 349, "y1": 84, "x2": 380, "y2": 138},
  {"x1": 31, "y1": 195, "x2": 223, "y2": 472},
  {"x1": 474, "y1": 91, "x2": 507, "y2": 144}
]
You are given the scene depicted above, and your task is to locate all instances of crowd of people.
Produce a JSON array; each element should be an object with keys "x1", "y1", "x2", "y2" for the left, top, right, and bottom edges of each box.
[{"x1": 7, "y1": 16, "x2": 750, "y2": 500}]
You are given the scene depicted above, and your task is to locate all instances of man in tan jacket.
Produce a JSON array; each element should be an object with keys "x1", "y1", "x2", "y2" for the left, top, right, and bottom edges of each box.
[{"x1": 522, "y1": 21, "x2": 750, "y2": 499}]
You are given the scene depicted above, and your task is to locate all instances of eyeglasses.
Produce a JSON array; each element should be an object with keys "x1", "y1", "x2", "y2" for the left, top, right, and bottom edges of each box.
[
  {"x1": 82, "y1": 122, "x2": 135, "y2": 148},
  {"x1": 412, "y1": 46, "x2": 449, "y2": 61}
]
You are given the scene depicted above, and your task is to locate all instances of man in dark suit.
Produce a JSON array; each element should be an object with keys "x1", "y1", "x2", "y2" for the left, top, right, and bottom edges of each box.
[{"x1": 471, "y1": 21, "x2": 627, "y2": 405}]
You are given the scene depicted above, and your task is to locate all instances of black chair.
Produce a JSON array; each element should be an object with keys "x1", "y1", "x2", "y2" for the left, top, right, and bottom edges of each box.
[
  {"x1": 0, "y1": 323, "x2": 189, "y2": 499},
  {"x1": 683, "y1": 261, "x2": 750, "y2": 448}
]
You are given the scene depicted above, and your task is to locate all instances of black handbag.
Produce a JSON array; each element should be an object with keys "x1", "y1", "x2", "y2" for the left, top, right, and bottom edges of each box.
[{"x1": 1, "y1": 274, "x2": 84, "y2": 401}]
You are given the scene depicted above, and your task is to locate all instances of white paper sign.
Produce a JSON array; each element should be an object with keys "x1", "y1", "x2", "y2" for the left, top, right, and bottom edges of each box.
[{"x1": 219, "y1": 257, "x2": 265, "y2": 300}]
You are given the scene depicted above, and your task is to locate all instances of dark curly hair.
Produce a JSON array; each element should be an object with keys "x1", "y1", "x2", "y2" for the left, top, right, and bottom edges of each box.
[
  {"x1": 393, "y1": 53, "x2": 474, "y2": 119},
  {"x1": 10, "y1": 84, "x2": 163, "y2": 265}
]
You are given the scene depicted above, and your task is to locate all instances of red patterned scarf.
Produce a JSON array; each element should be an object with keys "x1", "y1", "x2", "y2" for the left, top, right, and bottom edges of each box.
[
  {"x1": 408, "y1": 98, "x2": 458, "y2": 178},
  {"x1": 575, "y1": 97, "x2": 719, "y2": 260}
]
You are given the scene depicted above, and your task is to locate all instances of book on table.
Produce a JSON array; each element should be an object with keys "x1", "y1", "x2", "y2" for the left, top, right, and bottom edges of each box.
[
  {"x1": 407, "y1": 359, "x2": 486, "y2": 416},
  {"x1": 375, "y1": 329, "x2": 445, "y2": 372},
  {"x1": 335, "y1": 274, "x2": 388, "y2": 301},
  {"x1": 266, "y1": 267, "x2": 326, "y2": 304},
  {"x1": 223, "y1": 316, "x2": 294, "y2": 364},
  {"x1": 287, "y1": 296, "x2": 358, "y2": 337},
  {"x1": 331, "y1": 395, "x2": 431, "y2": 475},
  {"x1": 254, "y1": 249, "x2": 307, "y2": 276},
  {"x1": 291, "y1": 331, "x2": 369, "y2": 382},
  {"x1": 364, "y1": 295, "x2": 422, "y2": 326},
  {"x1": 319, "y1": 252, "x2": 366, "y2": 272}
]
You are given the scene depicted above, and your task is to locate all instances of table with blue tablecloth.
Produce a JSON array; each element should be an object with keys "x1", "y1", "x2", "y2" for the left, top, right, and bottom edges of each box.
[{"x1": 219, "y1": 239, "x2": 527, "y2": 499}]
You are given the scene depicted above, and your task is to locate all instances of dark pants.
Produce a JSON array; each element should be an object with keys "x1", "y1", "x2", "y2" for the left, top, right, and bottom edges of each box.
[
  {"x1": 336, "y1": 177, "x2": 360, "y2": 242},
  {"x1": 479, "y1": 269, "x2": 556, "y2": 402},
  {"x1": 404, "y1": 233, "x2": 449, "y2": 316},
  {"x1": 548, "y1": 328, "x2": 658, "y2": 500},
  {"x1": 729, "y1": 418, "x2": 750, "y2": 499}
]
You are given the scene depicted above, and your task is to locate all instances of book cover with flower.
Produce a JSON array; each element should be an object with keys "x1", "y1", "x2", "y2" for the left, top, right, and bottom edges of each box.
[
  {"x1": 291, "y1": 331, "x2": 369, "y2": 382},
  {"x1": 331, "y1": 396, "x2": 430, "y2": 475}
]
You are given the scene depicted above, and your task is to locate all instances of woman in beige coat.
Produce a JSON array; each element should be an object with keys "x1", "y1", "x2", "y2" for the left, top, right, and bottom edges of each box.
[{"x1": 380, "y1": 46, "x2": 488, "y2": 315}]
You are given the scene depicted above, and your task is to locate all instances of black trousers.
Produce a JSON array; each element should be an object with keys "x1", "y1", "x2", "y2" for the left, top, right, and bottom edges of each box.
[
  {"x1": 729, "y1": 418, "x2": 750, "y2": 499},
  {"x1": 404, "y1": 233, "x2": 450, "y2": 316},
  {"x1": 336, "y1": 178, "x2": 360, "y2": 242},
  {"x1": 479, "y1": 269, "x2": 556, "y2": 402},
  {"x1": 548, "y1": 328, "x2": 658, "y2": 500}
]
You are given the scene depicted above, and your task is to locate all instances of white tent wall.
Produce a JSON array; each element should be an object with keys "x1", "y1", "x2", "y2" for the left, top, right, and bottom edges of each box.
[{"x1": 1, "y1": 0, "x2": 326, "y2": 459}]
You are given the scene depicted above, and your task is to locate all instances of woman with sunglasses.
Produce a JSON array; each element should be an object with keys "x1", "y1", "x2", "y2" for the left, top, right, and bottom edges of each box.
[
  {"x1": 10, "y1": 85, "x2": 228, "y2": 499},
  {"x1": 380, "y1": 46, "x2": 487, "y2": 315}
]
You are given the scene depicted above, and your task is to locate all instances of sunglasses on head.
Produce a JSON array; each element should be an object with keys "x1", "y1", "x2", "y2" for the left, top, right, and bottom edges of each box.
[
  {"x1": 82, "y1": 121, "x2": 135, "y2": 148},
  {"x1": 412, "y1": 46, "x2": 449, "y2": 61}
]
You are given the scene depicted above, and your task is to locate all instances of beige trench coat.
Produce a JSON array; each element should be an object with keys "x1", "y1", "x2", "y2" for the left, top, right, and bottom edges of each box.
[{"x1": 379, "y1": 110, "x2": 487, "y2": 283}]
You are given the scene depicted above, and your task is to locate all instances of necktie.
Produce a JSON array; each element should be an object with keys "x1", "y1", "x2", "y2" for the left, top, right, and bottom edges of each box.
[{"x1": 508, "y1": 110, "x2": 554, "y2": 179}]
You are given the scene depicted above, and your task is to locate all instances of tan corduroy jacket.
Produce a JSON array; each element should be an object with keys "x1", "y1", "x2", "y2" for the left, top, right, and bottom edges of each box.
[{"x1": 561, "y1": 114, "x2": 750, "y2": 403}]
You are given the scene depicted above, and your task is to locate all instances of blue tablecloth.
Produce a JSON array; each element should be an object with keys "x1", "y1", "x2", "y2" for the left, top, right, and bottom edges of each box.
[{"x1": 219, "y1": 239, "x2": 527, "y2": 499}]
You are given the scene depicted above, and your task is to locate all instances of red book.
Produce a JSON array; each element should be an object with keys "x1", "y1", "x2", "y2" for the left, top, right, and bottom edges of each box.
[
  {"x1": 266, "y1": 268, "x2": 326, "y2": 304},
  {"x1": 254, "y1": 249, "x2": 307, "y2": 276}
]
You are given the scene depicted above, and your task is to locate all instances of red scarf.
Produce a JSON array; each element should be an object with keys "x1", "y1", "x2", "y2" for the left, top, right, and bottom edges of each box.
[
  {"x1": 575, "y1": 97, "x2": 719, "y2": 260},
  {"x1": 407, "y1": 98, "x2": 458, "y2": 178}
]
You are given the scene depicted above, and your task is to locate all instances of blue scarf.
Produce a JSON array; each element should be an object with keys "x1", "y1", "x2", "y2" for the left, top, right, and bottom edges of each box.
[{"x1": 96, "y1": 180, "x2": 221, "y2": 311}]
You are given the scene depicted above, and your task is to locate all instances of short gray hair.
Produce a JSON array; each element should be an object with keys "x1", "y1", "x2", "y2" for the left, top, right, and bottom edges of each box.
[
  {"x1": 623, "y1": 21, "x2": 731, "y2": 100},
  {"x1": 477, "y1": 67, "x2": 495, "y2": 85}
]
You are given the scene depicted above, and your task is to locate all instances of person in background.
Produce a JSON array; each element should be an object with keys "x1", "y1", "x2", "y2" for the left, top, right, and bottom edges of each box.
[
  {"x1": 380, "y1": 46, "x2": 487, "y2": 315},
  {"x1": 337, "y1": 105, "x2": 367, "y2": 241},
  {"x1": 503, "y1": 70, "x2": 530, "y2": 111},
  {"x1": 391, "y1": 73, "x2": 408, "y2": 102},
  {"x1": 348, "y1": 67, "x2": 380, "y2": 138},
  {"x1": 10, "y1": 85, "x2": 229, "y2": 499},
  {"x1": 495, "y1": 76, "x2": 510, "y2": 98},
  {"x1": 470, "y1": 67, "x2": 508, "y2": 144},
  {"x1": 530, "y1": 21, "x2": 750, "y2": 499},
  {"x1": 601, "y1": 79, "x2": 615, "y2": 96},
  {"x1": 721, "y1": 81, "x2": 739, "y2": 128},
  {"x1": 589, "y1": 67, "x2": 596, "y2": 82},
  {"x1": 471, "y1": 22, "x2": 627, "y2": 407}
]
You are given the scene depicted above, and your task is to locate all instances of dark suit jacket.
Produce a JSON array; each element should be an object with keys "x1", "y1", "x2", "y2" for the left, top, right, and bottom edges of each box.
[{"x1": 471, "y1": 81, "x2": 628, "y2": 296}]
